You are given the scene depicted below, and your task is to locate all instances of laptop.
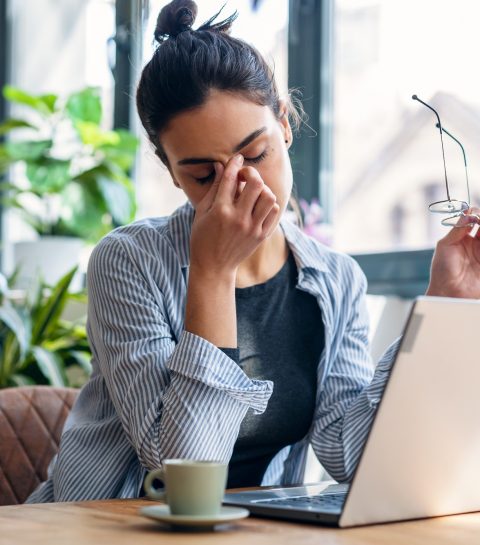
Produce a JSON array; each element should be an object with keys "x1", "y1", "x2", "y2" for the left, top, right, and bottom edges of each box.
[{"x1": 224, "y1": 296, "x2": 480, "y2": 527}]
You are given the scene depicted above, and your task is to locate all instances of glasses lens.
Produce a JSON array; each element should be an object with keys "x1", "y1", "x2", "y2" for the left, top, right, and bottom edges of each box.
[
  {"x1": 428, "y1": 199, "x2": 469, "y2": 214},
  {"x1": 441, "y1": 212, "x2": 480, "y2": 228}
]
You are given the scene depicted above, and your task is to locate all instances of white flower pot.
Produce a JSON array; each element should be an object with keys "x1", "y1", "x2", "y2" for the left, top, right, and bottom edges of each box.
[{"x1": 13, "y1": 236, "x2": 85, "y2": 291}]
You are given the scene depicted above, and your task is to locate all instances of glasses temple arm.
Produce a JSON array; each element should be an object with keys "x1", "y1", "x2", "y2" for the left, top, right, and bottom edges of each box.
[
  {"x1": 435, "y1": 123, "x2": 470, "y2": 205},
  {"x1": 412, "y1": 94, "x2": 451, "y2": 201}
]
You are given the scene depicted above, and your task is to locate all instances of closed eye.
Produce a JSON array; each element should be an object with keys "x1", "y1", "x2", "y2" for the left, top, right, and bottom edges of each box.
[
  {"x1": 247, "y1": 149, "x2": 268, "y2": 164},
  {"x1": 195, "y1": 171, "x2": 215, "y2": 184},
  {"x1": 194, "y1": 150, "x2": 269, "y2": 184}
]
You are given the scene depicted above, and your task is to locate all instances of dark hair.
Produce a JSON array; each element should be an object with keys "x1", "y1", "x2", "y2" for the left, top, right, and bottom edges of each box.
[{"x1": 136, "y1": 0, "x2": 300, "y2": 166}]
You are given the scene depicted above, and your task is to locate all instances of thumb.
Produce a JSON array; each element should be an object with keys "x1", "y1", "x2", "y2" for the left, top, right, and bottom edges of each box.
[{"x1": 440, "y1": 211, "x2": 480, "y2": 246}]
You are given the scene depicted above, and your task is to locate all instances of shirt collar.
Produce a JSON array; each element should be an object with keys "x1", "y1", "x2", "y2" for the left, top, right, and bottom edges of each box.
[
  {"x1": 168, "y1": 201, "x2": 330, "y2": 276},
  {"x1": 279, "y1": 216, "x2": 330, "y2": 275}
]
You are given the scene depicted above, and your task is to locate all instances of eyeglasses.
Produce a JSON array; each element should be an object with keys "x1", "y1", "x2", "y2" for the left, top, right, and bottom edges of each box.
[{"x1": 412, "y1": 94, "x2": 479, "y2": 227}]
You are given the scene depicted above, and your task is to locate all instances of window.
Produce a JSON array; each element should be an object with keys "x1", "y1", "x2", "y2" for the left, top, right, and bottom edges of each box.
[{"x1": 333, "y1": 0, "x2": 480, "y2": 254}]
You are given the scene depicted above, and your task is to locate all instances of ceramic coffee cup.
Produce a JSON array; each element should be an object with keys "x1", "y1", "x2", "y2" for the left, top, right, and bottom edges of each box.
[{"x1": 144, "y1": 459, "x2": 228, "y2": 516}]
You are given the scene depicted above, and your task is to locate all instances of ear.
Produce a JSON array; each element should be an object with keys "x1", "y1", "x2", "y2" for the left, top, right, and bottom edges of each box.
[{"x1": 278, "y1": 99, "x2": 293, "y2": 148}]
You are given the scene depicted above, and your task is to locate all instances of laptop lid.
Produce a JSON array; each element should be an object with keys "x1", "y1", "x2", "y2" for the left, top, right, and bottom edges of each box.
[
  {"x1": 340, "y1": 296, "x2": 480, "y2": 527},
  {"x1": 225, "y1": 296, "x2": 480, "y2": 527}
]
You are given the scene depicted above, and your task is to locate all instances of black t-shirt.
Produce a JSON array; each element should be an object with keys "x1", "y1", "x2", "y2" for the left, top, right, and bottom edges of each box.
[{"x1": 226, "y1": 251, "x2": 324, "y2": 488}]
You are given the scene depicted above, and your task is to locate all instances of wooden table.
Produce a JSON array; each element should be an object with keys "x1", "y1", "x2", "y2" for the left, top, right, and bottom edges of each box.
[{"x1": 1, "y1": 498, "x2": 480, "y2": 545}]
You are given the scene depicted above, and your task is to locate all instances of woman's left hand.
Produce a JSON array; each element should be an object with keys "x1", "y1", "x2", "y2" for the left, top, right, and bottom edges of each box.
[{"x1": 427, "y1": 209, "x2": 480, "y2": 299}]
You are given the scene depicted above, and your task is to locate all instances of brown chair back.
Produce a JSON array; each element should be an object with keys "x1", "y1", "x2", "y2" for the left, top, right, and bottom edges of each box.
[{"x1": 0, "y1": 386, "x2": 78, "y2": 505}]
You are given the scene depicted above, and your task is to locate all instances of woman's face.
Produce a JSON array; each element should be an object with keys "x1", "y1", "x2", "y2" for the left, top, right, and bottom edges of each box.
[{"x1": 159, "y1": 90, "x2": 293, "y2": 216}]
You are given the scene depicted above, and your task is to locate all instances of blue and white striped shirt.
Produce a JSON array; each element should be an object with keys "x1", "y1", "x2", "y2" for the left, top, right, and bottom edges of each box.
[{"x1": 26, "y1": 202, "x2": 400, "y2": 503}]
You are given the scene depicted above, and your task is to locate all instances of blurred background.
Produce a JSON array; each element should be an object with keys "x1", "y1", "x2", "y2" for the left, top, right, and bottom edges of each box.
[
  {"x1": 4, "y1": 0, "x2": 480, "y2": 274},
  {"x1": 1, "y1": 0, "x2": 479, "y2": 389}
]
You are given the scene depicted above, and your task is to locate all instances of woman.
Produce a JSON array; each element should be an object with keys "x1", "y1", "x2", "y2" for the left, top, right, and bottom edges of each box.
[{"x1": 26, "y1": 0, "x2": 480, "y2": 503}]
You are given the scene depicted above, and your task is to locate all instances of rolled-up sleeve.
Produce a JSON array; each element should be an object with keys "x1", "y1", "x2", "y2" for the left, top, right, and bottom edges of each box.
[{"x1": 87, "y1": 235, "x2": 273, "y2": 471}]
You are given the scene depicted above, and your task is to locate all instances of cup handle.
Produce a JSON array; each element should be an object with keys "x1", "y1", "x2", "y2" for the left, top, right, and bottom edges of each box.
[{"x1": 144, "y1": 468, "x2": 166, "y2": 501}]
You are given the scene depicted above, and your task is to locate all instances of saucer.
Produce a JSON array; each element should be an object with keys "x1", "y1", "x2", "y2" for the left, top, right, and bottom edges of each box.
[{"x1": 139, "y1": 505, "x2": 250, "y2": 528}]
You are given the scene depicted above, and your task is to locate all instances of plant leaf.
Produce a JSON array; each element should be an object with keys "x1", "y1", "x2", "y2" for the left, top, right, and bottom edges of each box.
[
  {"x1": 64, "y1": 162, "x2": 136, "y2": 239},
  {"x1": 7, "y1": 264, "x2": 22, "y2": 290},
  {"x1": 96, "y1": 173, "x2": 136, "y2": 225},
  {"x1": 2, "y1": 85, "x2": 56, "y2": 116},
  {"x1": 5, "y1": 139, "x2": 52, "y2": 161},
  {"x1": 38, "y1": 94, "x2": 57, "y2": 113},
  {"x1": 0, "y1": 118, "x2": 37, "y2": 135},
  {"x1": 0, "y1": 272, "x2": 7, "y2": 298},
  {"x1": 31, "y1": 346, "x2": 66, "y2": 387},
  {"x1": 75, "y1": 121, "x2": 119, "y2": 147},
  {"x1": 65, "y1": 87, "x2": 102, "y2": 124},
  {"x1": 0, "y1": 145, "x2": 12, "y2": 173},
  {"x1": 31, "y1": 267, "x2": 77, "y2": 344},
  {"x1": 0, "y1": 304, "x2": 31, "y2": 361},
  {"x1": 0, "y1": 179, "x2": 20, "y2": 192},
  {"x1": 26, "y1": 157, "x2": 71, "y2": 193},
  {"x1": 1, "y1": 191, "x2": 53, "y2": 235},
  {"x1": 99, "y1": 129, "x2": 139, "y2": 170},
  {"x1": 70, "y1": 350, "x2": 92, "y2": 375},
  {"x1": 9, "y1": 374, "x2": 35, "y2": 387},
  {"x1": 59, "y1": 177, "x2": 109, "y2": 242}
]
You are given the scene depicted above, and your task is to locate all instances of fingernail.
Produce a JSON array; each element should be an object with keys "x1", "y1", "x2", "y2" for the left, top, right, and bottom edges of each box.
[{"x1": 235, "y1": 154, "x2": 244, "y2": 164}]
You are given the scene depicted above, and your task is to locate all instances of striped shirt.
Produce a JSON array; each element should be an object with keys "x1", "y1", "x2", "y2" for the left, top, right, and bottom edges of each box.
[{"x1": 26, "y1": 202, "x2": 400, "y2": 503}]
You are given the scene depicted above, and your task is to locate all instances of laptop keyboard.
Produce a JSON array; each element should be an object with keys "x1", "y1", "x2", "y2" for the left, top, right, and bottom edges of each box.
[{"x1": 256, "y1": 492, "x2": 347, "y2": 511}]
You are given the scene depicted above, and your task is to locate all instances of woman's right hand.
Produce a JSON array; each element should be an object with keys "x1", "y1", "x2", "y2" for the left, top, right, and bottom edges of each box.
[{"x1": 189, "y1": 154, "x2": 280, "y2": 279}]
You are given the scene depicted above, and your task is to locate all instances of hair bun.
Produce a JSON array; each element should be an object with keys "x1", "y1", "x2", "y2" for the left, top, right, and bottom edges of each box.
[{"x1": 155, "y1": 0, "x2": 198, "y2": 42}]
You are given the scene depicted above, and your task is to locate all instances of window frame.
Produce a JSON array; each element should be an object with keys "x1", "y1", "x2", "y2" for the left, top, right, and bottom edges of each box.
[
  {"x1": 0, "y1": 0, "x2": 9, "y2": 264},
  {"x1": 113, "y1": 0, "x2": 143, "y2": 131}
]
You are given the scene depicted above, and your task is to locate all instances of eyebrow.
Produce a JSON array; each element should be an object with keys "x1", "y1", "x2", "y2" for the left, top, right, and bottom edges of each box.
[{"x1": 177, "y1": 127, "x2": 267, "y2": 165}]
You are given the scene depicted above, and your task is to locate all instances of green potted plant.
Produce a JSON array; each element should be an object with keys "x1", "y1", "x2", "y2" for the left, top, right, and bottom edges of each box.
[
  {"x1": 0, "y1": 85, "x2": 139, "y2": 288},
  {"x1": 0, "y1": 267, "x2": 91, "y2": 389}
]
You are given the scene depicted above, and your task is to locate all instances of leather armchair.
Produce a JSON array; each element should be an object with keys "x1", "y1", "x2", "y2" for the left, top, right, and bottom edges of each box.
[{"x1": 0, "y1": 386, "x2": 78, "y2": 505}]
